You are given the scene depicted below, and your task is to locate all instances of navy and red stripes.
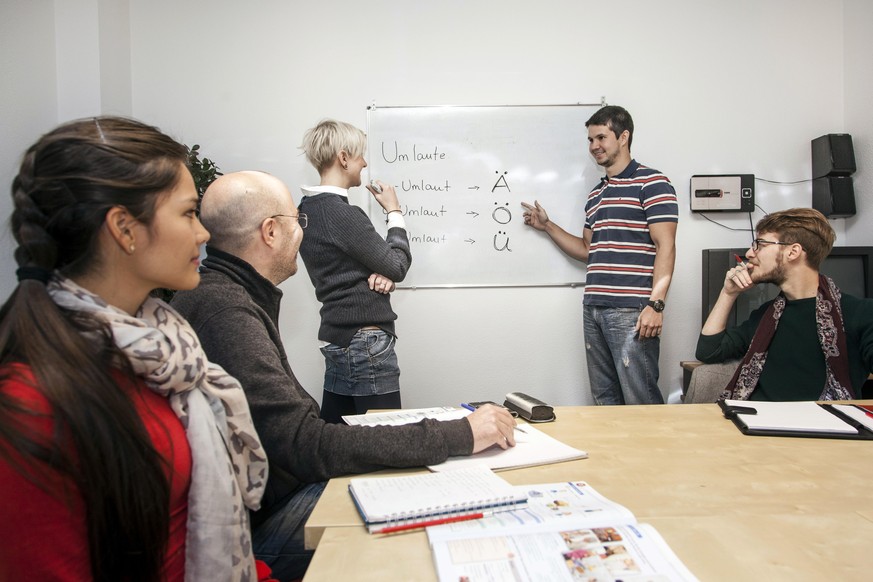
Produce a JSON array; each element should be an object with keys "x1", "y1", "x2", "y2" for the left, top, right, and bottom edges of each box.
[{"x1": 583, "y1": 160, "x2": 678, "y2": 307}]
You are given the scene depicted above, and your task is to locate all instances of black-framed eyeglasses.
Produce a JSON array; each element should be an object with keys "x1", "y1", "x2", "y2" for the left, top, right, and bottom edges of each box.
[
  {"x1": 269, "y1": 213, "x2": 307, "y2": 229},
  {"x1": 751, "y1": 238, "x2": 792, "y2": 252}
]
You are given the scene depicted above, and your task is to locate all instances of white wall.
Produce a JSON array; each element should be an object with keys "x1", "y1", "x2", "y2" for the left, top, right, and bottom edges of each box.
[
  {"x1": 844, "y1": 0, "x2": 873, "y2": 245},
  {"x1": 0, "y1": 0, "x2": 58, "y2": 301},
  {"x1": 3, "y1": 0, "x2": 870, "y2": 409},
  {"x1": 0, "y1": 0, "x2": 132, "y2": 302}
]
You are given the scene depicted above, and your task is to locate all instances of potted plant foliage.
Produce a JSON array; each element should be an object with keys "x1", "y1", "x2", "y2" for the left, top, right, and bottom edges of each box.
[{"x1": 186, "y1": 143, "x2": 223, "y2": 199}]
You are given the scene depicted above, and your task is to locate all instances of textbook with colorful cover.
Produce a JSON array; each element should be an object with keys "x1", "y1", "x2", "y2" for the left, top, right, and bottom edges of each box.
[
  {"x1": 348, "y1": 465, "x2": 528, "y2": 534},
  {"x1": 426, "y1": 480, "x2": 699, "y2": 582}
]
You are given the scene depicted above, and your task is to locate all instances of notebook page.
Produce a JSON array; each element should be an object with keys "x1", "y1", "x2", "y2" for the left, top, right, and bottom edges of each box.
[
  {"x1": 724, "y1": 399, "x2": 858, "y2": 434},
  {"x1": 428, "y1": 424, "x2": 587, "y2": 472},
  {"x1": 832, "y1": 404, "x2": 873, "y2": 432},
  {"x1": 342, "y1": 406, "x2": 468, "y2": 426}
]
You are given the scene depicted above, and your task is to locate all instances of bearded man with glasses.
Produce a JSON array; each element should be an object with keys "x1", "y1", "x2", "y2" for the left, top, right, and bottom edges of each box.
[{"x1": 697, "y1": 207, "x2": 873, "y2": 401}]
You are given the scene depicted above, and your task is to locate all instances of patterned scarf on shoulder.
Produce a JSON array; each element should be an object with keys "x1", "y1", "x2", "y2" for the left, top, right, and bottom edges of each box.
[
  {"x1": 48, "y1": 275, "x2": 268, "y2": 582},
  {"x1": 720, "y1": 275, "x2": 854, "y2": 401}
]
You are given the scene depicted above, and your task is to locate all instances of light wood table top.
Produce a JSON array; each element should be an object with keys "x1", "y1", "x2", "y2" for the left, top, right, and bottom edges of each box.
[{"x1": 303, "y1": 403, "x2": 873, "y2": 581}]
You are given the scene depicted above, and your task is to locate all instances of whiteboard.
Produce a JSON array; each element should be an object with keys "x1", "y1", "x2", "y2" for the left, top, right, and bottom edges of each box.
[{"x1": 365, "y1": 104, "x2": 603, "y2": 287}]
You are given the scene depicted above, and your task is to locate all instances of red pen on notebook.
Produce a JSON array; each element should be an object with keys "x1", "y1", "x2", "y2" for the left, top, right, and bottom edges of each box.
[{"x1": 374, "y1": 512, "x2": 485, "y2": 535}]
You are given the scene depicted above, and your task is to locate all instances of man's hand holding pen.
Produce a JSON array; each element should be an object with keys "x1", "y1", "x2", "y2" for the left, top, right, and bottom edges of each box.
[
  {"x1": 465, "y1": 404, "x2": 517, "y2": 453},
  {"x1": 725, "y1": 254, "x2": 754, "y2": 294}
]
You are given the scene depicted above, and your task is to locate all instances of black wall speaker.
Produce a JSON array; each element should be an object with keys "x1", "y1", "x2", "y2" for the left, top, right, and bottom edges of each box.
[
  {"x1": 811, "y1": 134, "x2": 856, "y2": 178},
  {"x1": 812, "y1": 176, "x2": 856, "y2": 218}
]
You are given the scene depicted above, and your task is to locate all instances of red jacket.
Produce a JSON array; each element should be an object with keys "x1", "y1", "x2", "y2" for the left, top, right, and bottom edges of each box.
[{"x1": 0, "y1": 364, "x2": 190, "y2": 581}]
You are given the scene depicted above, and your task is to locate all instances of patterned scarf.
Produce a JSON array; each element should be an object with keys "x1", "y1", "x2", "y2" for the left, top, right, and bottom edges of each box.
[
  {"x1": 720, "y1": 275, "x2": 854, "y2": 401},
  {"x1": 47, "y1": 276, "x2": 268, "y2": 582}
]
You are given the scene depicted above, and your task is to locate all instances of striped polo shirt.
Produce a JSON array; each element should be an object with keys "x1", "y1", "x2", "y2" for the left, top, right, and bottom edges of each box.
[{"x1": 583, "y1": 159, "x2": 678, "y2": 308}]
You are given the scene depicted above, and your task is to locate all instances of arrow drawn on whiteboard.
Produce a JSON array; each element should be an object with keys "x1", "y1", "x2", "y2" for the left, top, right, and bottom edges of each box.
[
  {"x1": 464, "y1": 239, "x2": 476, "y2": 244},
  {"x1": 467, "y1": 186, "x2": 480, "y2": 190},
  {"x1": 466, "y1": 211, "x2": 479, "y2": 218}
]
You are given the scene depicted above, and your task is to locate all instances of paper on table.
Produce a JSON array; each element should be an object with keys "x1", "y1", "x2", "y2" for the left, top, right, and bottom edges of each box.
[
  {"x1": 426, "y1": 480, "x2": 635, "y2": 543},
  {"x1": 724, "y1": 399, "x2": 858, "y2": 434},
  {"x1": 832, "y1": 404, "x2": 873, "y2": 432},
  {"x1": 428, "y1": 424, "x2": 587, "y2": 472},
  {"x1": 342, "y1": 406, "x2": 468, "y2": 426},
  {"x1": 427, "y1": 480, "x2": 699, "y2": 582}
]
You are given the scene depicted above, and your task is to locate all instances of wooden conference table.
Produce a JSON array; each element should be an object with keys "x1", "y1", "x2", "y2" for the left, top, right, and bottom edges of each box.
[{"x1": 303, "y1": 403, "x2": 873, "y2": 581}]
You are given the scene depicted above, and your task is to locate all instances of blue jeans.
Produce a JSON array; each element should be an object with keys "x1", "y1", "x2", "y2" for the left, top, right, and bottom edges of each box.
[
  {"x1": 320, "y1": 329, "x2": 401, "y2": 397},
  {"x1": 583, "y1": 305, "x2": 664, "y2": 405},
  {"x1": 252, "y1": 481, "x2": 327, "y2": 581}
]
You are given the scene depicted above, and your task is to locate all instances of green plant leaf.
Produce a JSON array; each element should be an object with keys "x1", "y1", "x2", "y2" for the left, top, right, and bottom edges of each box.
[{"x1": 185, "y1": 144, "x2": 223, "y2": 198}]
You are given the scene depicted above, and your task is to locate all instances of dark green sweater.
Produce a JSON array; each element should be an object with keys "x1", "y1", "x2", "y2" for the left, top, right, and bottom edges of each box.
[
  {"x1": 171, "y1": 248, "x2": 470, "y2": 525},
  {"x1": 696, "y1": 294, "x2": 873, "y2": 400}
]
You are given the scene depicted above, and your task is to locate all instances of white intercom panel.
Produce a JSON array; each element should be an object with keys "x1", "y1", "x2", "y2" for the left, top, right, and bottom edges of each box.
[{"x1": 690, "y1": 174, "x2": 754, "y2": 212}]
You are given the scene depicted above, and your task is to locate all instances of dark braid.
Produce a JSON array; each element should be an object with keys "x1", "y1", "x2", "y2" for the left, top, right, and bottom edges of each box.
[
  {"x1": 0, "y1": 116, "x2": 189, "y2": 581},
  {"x1": 10, "y1": 150, "x2": 58, "y2": 272}
]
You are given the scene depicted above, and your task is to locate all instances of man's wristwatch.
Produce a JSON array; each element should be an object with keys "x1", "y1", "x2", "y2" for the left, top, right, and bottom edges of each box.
[{"x1": 647, "y1": 299, "x2": 666, "y2": 313}]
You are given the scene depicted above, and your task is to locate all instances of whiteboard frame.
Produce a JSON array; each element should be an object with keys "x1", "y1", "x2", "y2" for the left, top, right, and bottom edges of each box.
[{"x1": 365, "y1": 101, "x2": 607, "y2": 290}]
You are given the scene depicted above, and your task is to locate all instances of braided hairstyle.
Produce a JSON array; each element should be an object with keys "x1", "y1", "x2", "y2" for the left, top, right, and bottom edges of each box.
[{"x1": 0, "y1": 116, "x2": 189, "y2": 581}]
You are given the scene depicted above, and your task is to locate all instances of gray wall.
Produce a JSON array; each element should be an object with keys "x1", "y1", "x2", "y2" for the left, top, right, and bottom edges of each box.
[
  {"x1": 0, "y1": 0, "x2": 58, "y2": 298},
  {"x1": 2, "y1": 0, "x2": 871, "y2": 408}
]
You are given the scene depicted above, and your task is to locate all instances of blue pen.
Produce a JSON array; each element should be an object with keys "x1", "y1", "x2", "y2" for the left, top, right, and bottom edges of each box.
[{"x1": 461, "y1": 403, "x2": 523, "y2": 433}]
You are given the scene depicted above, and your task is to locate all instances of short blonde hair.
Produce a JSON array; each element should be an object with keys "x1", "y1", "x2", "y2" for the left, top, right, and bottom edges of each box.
[{"x1": 300, "y1": 119, "x2": 366, "y2": 173}]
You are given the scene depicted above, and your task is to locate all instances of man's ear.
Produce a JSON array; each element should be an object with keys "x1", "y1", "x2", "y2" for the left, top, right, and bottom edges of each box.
[
  {"x1": 104, "y1": 206, "x2": 137, "y2": 254},
  {"x1": 786, "y1": 242, "x2": 805, "y2": 263},
  {"x1": 619, "y1": 130, "x2": 630, "y2": 148},
  {"x1": 260, "y1": 217, "x2": 278, "y2": 248}
]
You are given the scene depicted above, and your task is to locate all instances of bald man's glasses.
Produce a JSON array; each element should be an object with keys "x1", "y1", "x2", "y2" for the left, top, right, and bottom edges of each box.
[{"x1": 269, "y1": 213, "x2": 307, "y2": 229}]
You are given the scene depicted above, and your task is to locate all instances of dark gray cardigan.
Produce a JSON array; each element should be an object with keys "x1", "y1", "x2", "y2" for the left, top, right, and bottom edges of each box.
[
  {"x1": 297, "y1": 193, "x2": 411, "y2": 347},
  {"x1": 171, "y1": 247, "x2": 471, "y2": 526}
]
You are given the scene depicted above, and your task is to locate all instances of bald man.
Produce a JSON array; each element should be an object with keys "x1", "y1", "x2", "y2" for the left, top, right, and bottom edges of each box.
[{"x1": 171, "y1": 171, "x2": 517, "y2": 581}]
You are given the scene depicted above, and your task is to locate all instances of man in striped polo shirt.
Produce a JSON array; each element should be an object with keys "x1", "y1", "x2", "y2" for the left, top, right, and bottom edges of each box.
[{"x1": 522, "y1": 105, "x2": 678, "y2": 405}]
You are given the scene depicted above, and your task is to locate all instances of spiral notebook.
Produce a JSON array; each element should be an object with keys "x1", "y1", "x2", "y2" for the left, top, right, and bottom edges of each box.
[{"x1": 348, "y1": 465, "x2": 528, "y2": 533}]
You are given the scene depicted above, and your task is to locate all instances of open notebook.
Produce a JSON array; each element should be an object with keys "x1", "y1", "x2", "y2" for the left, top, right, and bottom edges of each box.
[
  {"x1": 343, "y1": 406, "x2": 587, "y2": 472},
  {"x1": 428, "y1": 423, "x2": 587, "y2": 472},
  {"x1": 427, "y1": 480, "x2": 698, "y2": 581}
]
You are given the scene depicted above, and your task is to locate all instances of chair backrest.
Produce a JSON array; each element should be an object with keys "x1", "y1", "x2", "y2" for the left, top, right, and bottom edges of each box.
[{"x1": 685, "y1": 360, "x2": 741, "y2": 403}]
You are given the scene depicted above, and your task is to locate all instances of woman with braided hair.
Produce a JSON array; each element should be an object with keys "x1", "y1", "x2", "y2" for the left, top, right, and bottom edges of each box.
[{"x1": 0, "y1": 117, "x2": 272, "y2": 581}]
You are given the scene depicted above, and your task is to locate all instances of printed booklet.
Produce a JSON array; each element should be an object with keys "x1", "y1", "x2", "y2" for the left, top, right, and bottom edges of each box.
[{"x1": 427, "y1": 480, "x2": 698, "y2": 582}]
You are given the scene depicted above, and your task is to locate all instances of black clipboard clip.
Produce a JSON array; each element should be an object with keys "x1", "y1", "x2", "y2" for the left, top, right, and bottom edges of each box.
[{"x1": 718, "y1": 400, "x2": 758, "y2": 419}]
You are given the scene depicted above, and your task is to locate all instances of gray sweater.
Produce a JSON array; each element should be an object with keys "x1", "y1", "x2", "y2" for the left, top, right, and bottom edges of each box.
[
  {"x1": 297, "y1": 193, "x2": 411, "y2": 347},
  {"x1": 171, "y1": 247, "x2": 471, "y2": 525}
]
